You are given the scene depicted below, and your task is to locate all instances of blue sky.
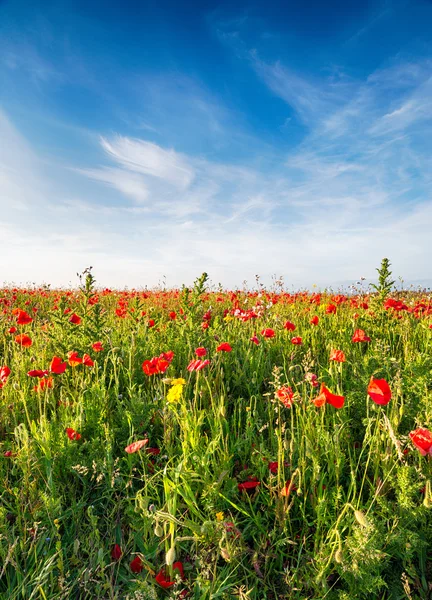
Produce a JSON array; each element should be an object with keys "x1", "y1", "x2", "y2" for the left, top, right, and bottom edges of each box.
[{"x1": 1, "y1": 0, "x2": 432, "y2": 289}]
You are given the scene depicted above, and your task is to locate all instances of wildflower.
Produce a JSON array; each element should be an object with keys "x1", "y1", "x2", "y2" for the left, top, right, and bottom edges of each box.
[
  {"x1": 34, "y1": 377, "x2": 54, "y2": 392},
  {"x1": 329, "y1": 349, "x2": 346, "y2": 363},
  {"x1": 217, "y1": 342, "x2": 232, "y2": 352},
  {"x1": 352, "y1": 329, "x2": 370, "y2": 343},
  {"x1": 147, "y1": 319, "x2": 155, "y2": 327},
  {"x1": 82, "y1": 354, "x2": 94, "y2": 367},
  {"x1": 250, "y1": 334, "x2": 260, "y2": 345},
  {"x1": 0, "y1": 366, "x2": 11, "y2": 387},
  {"x1": 130, "y1": 556, "x2": 144, "y2": 573},
  {"x1": 27, "y1": 369, "x2": 49, "y2": 378},
  {"x1": 167, "y1": 382, "x2": 184, "y2": 403},
  {"x1": 291, "y1": 336, "x2": 302, "y2": 345},
  {"x1": 238, "y1": 480, "x2": 260, "y2": 492},
  {"x1": 15, "y1": 334, "x2": 32, "y2": 347},
  {"x1": 195, "y1": 347, "x2": 207, "y2": 357},
  {"x1": 67, "y1": 351, "x2": 82, "y2": 367},
  {"x1": 50, "y1": 356, "x2": 67, "y2": 374},
  {"x1": 310, "y1": 316, "x2": 319, "y2": 326},
  {"x1": 261, "y1": 328, "x2": 275, "y2": 338},
  {"x1": 313, "y1": 383, "x2": 344, "y2": 409},
  {"x1": 66, "y1": 428, "x2": 81, "y2": 441},
  {"x1": 326, "y1": 304, "x2": 337, "y2": 314},
  {"x1": 187, "y1": 359, "x2": 210, "y2": 372},
  {"x1": 8, "y1": 326, "x2": 17, "y2": 334},
  {"x1": 92, "y1": 341, "x2": 104, "y2": 352},
  {"x1": 155, "y1": 561, "x2": 185, "y2": 588},
  {"x1": 280, "y1": 479, "x2": 298, "y2": 497},
  {"x1": 69, "y1": 313, "x2": 81, "y2": 325},
  {"x1": 268, "y1": 461, "x2": 278, "y2": 474},
  {"x1": 275, "y1": 386, "x2": 294, "y2": 408},
  {"x1": 111, "y1": 544, "x2": 122, "y2": 561},
  {"x1": 216, "y1": 511, "x2": 224, "y2": 521},
  {"x1": 142, "y1": 356, "x2": 170, "y2": 376},
  {"x1": 169, "y1": 311, "x2": 176, "y2": 320},
  {"x1": 283, "y1": 321, "x2": 296, "y2": 331},
  {"x1": 409, "y1": 428, "x2": 432, "y2": 456},
  {"x1": 15, "y1": 309, "x2": 33, "y2": 325},
  {"x1": 4, "y1": 450, "x2": 16, "y2": 457},
  {"x1": 367, "y1": 377, "x2": 391, "y2": 406},
  {"x1": 125, "y1": 439, "x2": 149, "y2": 454},
  {"x1": 305, "y1": 372, "x2": 319, "y2": 388},
  {"x1": 171, "y1": 378, "x2": 186, "y2": 385}
]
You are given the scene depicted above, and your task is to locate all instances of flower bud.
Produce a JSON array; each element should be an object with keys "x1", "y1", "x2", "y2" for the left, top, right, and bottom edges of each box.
[{"x1": 165, "y1": 545, "x2": 176, "y2": 566}]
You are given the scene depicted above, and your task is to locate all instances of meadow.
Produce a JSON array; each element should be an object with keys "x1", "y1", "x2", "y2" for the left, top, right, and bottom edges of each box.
[{"x1": 0, "y1": 266, "x2": 431, "y2": 600}]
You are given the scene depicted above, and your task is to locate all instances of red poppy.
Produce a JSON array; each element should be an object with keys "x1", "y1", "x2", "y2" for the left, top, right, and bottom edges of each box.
[
  {"x1": 69, "y1": 313, "x2": 81, "y2": 325},
  {"x1": 15, "y1": 334, "x2": 32, "y2": 347},
  {"x1": 27, "y1": 369, "x2": 49, "y2": 378},
  {"x1": 325, "y1": 304, "x2": 337, "y2": 314},
  {"x1": 147, "y1": 319, "x2": 155, "y2": 328},
  {"x1": 82, "y1": 354, "x2": 94, "y2": 367},
  {"x1": 313, "y1": 384, "x2": 344, "y2": 409},
  {"x1": 261, "y1": 328, "x2": 275, "y2": 338},
  {"x1": 276, "y1": 386, "x2": 294, "y2": 408},
  {"x1": 268, "y1": 461, "x2": 278, "y2": 474},
  {"x1": 8, "y1": 326, "x2": 17, "y2": 334},
  {"x1": 67, "y1": 351, "x2": 82, "y2": 367},
  {"x1": 250, "y1": 334, "x2": 260, "y2": 345},
  {"x1": 169, "y1": 311, "x2": 177, "y2": 320},
  {"x1": 4, "y1": 450, "x2": 16, "y2": 457},
  {"x1": 283, "y1": 321, "x2": 296, "y2": 331},
  {"x1": 142, "y1": 356, "x2": 170, "y2": 376},
  {"x1": 130, "y1": 556, "x2": 144, "y2": 573},
  {"x1": 217, "y1": 342, "x2": 232, "y2": 352},
  {"x1": 111, "y1": 544, "x2": 122, "y2": 561},
  {"x1": 281, "y1": 479, "x2": 298, "y2": 496},
  {"x1": 367, "y1": 377, "x2": 391, "y2": 406},
  {"x1": 291, "y1": 336, "x2": 302, "y2": 345},
  {"x1": 125, "y1": 439, "x2": 149, "y2": 454},
  {"x1": 92, "y1": 341, "x2": 104, "y2": 352},
  {"x1": 15, "y1": 309, "x2": 33, "y2": 325},
  {"x1": 146, "y1": 447, "x2": 161, "y2": 455},
  {"x1": 310, "y1": 316, "x2": 319, "y2": 326},
  {"x1": 0, "y1": 365, "x2": 11, "y2": 387},
  {"x1": 187, "y1": 359, "x2": 210, "y2": 372},
  {"x1": 160, "y1": 351, "x2": 174, "y2": 363},
  {"x1": 66, "y1": 428, "x2": 81, "y2": 441},
  {"x1": 201, "y1": 322, "x2": 209, "y2": 330},
  {"x1": 238, "y1": 480, "x2": 260, "y2": 492},
  {"x1": 155, "y1": 561, "x2": 185, "y2": 588},
  {"x1": 329, "y1": 349, "x2": 346, "y2": 363},
  {"x1": 195, "y1": 347, "x2": 207, "y2": 357},
  {"x1": 50, "y1": 356, "x2": 67, "y2": 374},
  {"x1": 409, "y1": 428, "x2": 432, "y2": 456},
  {"x1": 34, "y1": 376, "x2": 54, "y2": 392},
  {"x1": 352, "y1": 329, "x2": 370, "y2": 343}
]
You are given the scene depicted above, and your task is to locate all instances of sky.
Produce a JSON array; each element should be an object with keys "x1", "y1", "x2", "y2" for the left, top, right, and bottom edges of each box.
[{"x1": 1, "y1": 0, "x2": 432, "y2": 290}]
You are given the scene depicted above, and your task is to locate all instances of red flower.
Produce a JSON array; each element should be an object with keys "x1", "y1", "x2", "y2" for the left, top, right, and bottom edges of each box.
[
  {"x1": 201, "y1": 322, "x2": 209, "y2": 330},
  {"x1": 250, "y1": 334, "x2": 260, "y2": 345},
  {"x1": 261, "y1": 328, "x2": 275, "y2": 338},
  {"x1": 329, "y1": 349, "x2": 346, "y2": 363},
  {"x1": 111, "y1": 544, "x2": 122, "y2": 561},
  {"x1": 50, "y1": 356, "x2": 67, "y2": 374},
  {"x1": 82, "y1": 354, "x2": 94, "y2": 367},
  {"x1": 195, "y1": 347, "x2": 207, "y2": 357},
  {"x1": 312, "y1": 384, "x2": 344, "y2": 409},
  {"x1": 66, "y1": 428, "x2": 81, "y2": 441},
  {"x1": 352, "y1": 329, "x2": 370, "y2": 343},
  {"x1": 0, "y1": 366, "x2": 11, "y2": 387},
  {"x1": 15, "y1": 309, "x2": 33, "y2": 325},
  {"x1": 367, "y1": 377, "x2": 391, "y2": 406},
  {"x1": 8, "y1": 326, "x2": 17, "y2": 334},
  {"x1": 310, "y1": 316, "x2": 319, "y2": 326},
  {"x1": 155, "y1": 561, "x2": 185, "y2": 588},
  {"x1": 69, "y1": 313, "x2": 81, "y2": 325},
  {"x1": 169, "y1": 311, "x2": 177, "y2": 320},
  {"x1": 238, "y1": 480, "x2": 260, "y2": 492},
  {"x1": 187, "y1": 359, "x2": 210, "y2": 372},
  {"x1": 291, "y1": 336, "x2": 302, "y2": 345},
  {"x1": 142, "y1": 356, "x2": 170, "y2": 376},
  {"x1": 125, "y1": 439, "x2": 149, "y2": 454},
  {"x1": 276, "y1": 386, "x2": 294, "y2": 408},
  {"x1": 409, "y1": 428, "x2": 432, "y2": 456},
  {"x1": 15, "y1": 334, "x2": 32, "y2": 347},
  {"x1": 67, "y1": 351, "x2": 82, "y2": 367},
  {"x1": 27, "y1": 369, "x2": 49, "y2": 378},
  {"x1": 325, "y1": 304, "x2": 337, "y2": 314},
  {"x1": 34, "y1": 376, "x2": 54, "y2": 392},
  {"x1": 92, "y1": 341, "x2": 104, "y2": 352},
  {"x1": 4, "y1": 450, "x2": 16, "y2": 457},
  {"x1": 160, "y1": 351, "x2": 174, "y2": 363},
  {"x1": 281, "y1": 479, "x2": 298, "y2": 497},
  {"x1": 147, "y1": 319, "x2": 155, "y2": 328},
  {"x1": 130, "y1": 556, "x2": 144, "y2": 574},
  {"x1": 146, "y1": 447, "x2": 161, "y2": 455},
  {"x1": 217, "y1": 342, "x2": 232, "y2": 352},
  {"x1": 283, "y1": 321, "x2": 296, "y2": 331}
]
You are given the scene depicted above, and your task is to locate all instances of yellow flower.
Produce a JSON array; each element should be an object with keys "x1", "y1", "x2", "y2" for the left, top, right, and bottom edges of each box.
[
  {"x1": 167, "y1": 383, "x2": 184, "y2": 403},
  {"x1": 216, "y1": 511, "x2": 224, "y2": 522},
  {"x1": 223, "y1": 315, "x2": 233, "y2": 322},
  {"x1": 171, "y1": 378, "x2": 186, "y2": 386}
]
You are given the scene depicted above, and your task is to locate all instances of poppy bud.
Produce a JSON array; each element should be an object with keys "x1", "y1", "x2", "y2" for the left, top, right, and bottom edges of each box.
[
  {"x1": 165, "y1": 546, "x2": 176, "y2": 566},
  {"x1": 334, "y1": 548, "x2": 343, "y2": 564},
  {"x1": 154, "y1": 522, "x2": 163, "y2": 537},
  {"x1": 354, "y1": 510, "x2": 370, "y2": 528}
]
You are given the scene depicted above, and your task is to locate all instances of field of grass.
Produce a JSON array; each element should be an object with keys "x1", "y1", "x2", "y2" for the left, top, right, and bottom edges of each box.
[{"x1": 1, "y1": 268, "x2": 431, "y2": 599}]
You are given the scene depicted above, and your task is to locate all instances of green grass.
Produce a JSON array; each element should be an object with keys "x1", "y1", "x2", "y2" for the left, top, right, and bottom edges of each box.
[{"x1": 0, "y1": 272, "x2": 431, "y2": 599}]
